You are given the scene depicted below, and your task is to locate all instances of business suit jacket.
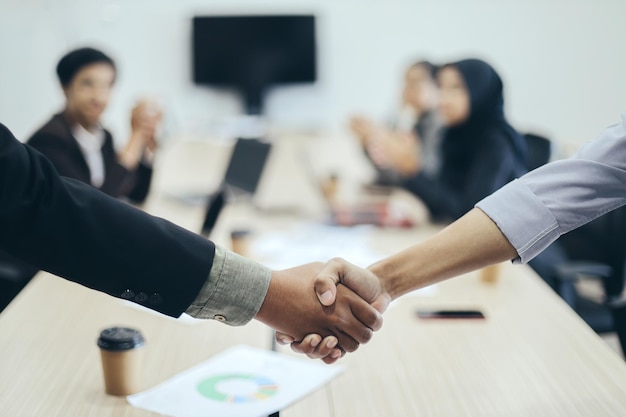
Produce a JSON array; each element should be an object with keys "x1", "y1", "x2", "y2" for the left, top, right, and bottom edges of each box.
[
  {"x1": 27, "y1": 113, "x2": 153, "y2": 203},
  {"x1": 0, "y1": 123, "x2": 213, "y2": 317}
]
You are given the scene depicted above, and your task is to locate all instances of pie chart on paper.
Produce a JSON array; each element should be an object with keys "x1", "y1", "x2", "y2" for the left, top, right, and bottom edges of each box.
[{"x1": 197, "y1": 373, "x2": 279, "y2": 403}]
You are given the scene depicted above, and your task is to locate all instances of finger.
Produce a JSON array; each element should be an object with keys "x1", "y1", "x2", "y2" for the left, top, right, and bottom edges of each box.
[
  {"x1": 275, "y1": 332, "x2": 295, "y2": 345},
  {"x1": 372, "y1": 296, "x2": 392, "y2": 314},
  {"x1": 313, "y1": 263, "x2": 343, "y2": 306},
  {"x1": 321, "y1": 348, "x2": 344, "y2": 365},
  {"x1": 334, "y1": 330, "x2": 360, "y2": 353},
  {"x1": 289, "y1": 334, "x2": 322, "y2": 355},
  {"x1": 339, "y1": 321, "x2": 373, "y2": 345},
  {"x1": 329, "y1": 258, "x2": 382, "y2": 304},
  {"x1": 349, "y1": 292, "x2": 384, "y2": 332},
  {"x1": 331, "y1": 286, "x2": 376, "y2": 345},
  {"x1": 305, "y1": 336, "x2": 338, "y2": 360}
]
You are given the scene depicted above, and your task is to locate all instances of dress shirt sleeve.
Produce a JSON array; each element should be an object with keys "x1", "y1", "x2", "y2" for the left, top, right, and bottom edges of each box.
[
  {"x1": 477, "y1": 112, "x2": 626, "y2": 263},
  {"x1": 185, "y1": 245, "x2": 272, "y2": 326}
]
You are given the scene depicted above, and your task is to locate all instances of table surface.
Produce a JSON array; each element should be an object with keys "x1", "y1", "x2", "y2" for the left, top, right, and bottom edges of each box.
[{"x1": 2, "y1": 137, "x2": 626, "y2": 417}]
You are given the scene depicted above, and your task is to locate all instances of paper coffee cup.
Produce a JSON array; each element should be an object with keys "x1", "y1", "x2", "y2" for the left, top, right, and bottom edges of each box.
[
  {"x1": 230, "y1": 229, "x2": 251, "y2": 257},
  {"x1": 480, "y1": 263, "x2": 501, "y2": 284},
  {"x1": 97, "y1": 327, "x2": 145, "y2": 396}
]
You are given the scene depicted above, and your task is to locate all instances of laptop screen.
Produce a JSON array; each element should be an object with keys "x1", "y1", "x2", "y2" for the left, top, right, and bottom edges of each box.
[
  {"x1": 200, "y1": 138, "x2": 272, "y2": 237},
  {"x1": 224, "y1": 138, "x2": 272, "y2": 194}
]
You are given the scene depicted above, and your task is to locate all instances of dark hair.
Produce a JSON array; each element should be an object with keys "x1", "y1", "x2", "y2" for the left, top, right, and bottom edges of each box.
[
  {"x1": 410, "y1": 60, "x2": 439, "y2": 81},
  {"x1": 56, "y1": 47, "x2": 116, "y2": 87}
]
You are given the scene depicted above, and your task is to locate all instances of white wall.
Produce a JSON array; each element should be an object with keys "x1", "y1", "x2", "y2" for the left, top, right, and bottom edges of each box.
[{"x1": 2, "y1": 0, "x2": 625, "y2": 149}]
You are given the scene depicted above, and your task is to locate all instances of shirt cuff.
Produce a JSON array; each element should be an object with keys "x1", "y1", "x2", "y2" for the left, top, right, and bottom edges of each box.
[
  {"x1": 185, "y1": 245, "x2": 271, "y2": 326},
  {"x1": 476, "y1": 179, "x2": 561, "y2": 264}
]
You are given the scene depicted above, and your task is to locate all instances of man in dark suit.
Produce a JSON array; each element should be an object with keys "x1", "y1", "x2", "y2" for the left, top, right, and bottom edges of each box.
[
  {"x1": 0, "y1": 123, "x2": 381, "y2": 353},
  {"x1": 27, "y1": 47, "x2": 158, "y2": 203}
]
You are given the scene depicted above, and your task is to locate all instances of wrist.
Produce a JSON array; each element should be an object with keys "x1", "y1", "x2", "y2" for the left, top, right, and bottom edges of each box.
[
  {"x1": 119, "y1": 132, "x2": 146, "y2": 168},
  {"x1": 367, "y1": 260, "x2": 400, "y2": 301},
  {"x1": 254, "y1": 271, "x2": 275, "y2": 323}
]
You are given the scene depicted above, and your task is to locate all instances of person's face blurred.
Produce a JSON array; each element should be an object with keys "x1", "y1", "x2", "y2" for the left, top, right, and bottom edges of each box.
[
  {"x1": 437, "y1": 66, "x2": 470, "y2": 126},
  {"x1": 63, "y1": 63, "x2": 115, "y2": 128},
  {"x1": 402, "y1": 65, "x2": 438, "y2": 112}
]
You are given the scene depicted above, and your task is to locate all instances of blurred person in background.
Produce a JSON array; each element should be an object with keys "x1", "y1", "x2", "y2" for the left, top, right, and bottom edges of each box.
[
  {"x1": 350, "y1": 60, "x2": 444, "y2": 185},
  {"x1": 372, "y1": 58, "x2": 565, "y2": 290},
  {"x1": 399, "y1": 58, "x2": 527, "y2": 221},
  {"x1": 27, "y1": 47, "x2": 161, "y2": 204}
]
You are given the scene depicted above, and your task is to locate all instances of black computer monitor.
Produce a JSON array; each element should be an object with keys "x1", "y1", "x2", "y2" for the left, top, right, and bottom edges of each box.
[{"x1": 192, "y1": 15, "x2": 317, "y2": 114}]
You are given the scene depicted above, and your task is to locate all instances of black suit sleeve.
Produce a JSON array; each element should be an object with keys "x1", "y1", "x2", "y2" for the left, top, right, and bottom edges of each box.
[{"x1": 0, "y1": 123, "x2": 213, "y2": 317}]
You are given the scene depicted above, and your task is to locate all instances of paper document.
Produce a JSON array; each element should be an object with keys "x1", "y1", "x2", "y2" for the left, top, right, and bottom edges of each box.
[
  {"x1": 128, "y1": 345, "x2": 344, "y2": 417},
  {"x1": 252, "y1": 223, "x2": 385, "y2": 270}
]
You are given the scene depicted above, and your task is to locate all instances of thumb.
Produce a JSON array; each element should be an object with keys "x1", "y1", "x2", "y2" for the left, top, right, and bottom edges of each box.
[
  {"x1": 371, "y1": 294, "x2": 392, "y2": 314},
  {"x1": 314, "y1": 271, "x2": 340, "y2": 307}
]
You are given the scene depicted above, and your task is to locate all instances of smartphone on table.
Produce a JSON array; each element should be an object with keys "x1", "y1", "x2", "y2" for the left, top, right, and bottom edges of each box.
[{"x1": 416, "y1": 309, "x2": 486, "y2": 319}]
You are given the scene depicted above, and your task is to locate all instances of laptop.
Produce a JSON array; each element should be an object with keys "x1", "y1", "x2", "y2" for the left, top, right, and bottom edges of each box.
[
  {"x1": 222, "y1": 137, "x2": 272, "y2": 197},
  {"x1": 200, "y1": 138, "x2": 272, "y2": 237}
]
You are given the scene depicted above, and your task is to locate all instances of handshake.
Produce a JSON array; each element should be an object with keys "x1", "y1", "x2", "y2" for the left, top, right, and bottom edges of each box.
[
  {"x1": 255, "y1": 257, "x2": 393, "y2": 365},
  {"x1": 252, "y1": 207, "x2": 519, "y2": 363}
]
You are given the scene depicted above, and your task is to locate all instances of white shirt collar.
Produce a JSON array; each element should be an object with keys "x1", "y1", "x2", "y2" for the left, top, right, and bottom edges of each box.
[{"x1": 72, "y1": 124, "x2": 106, "y2": 188}]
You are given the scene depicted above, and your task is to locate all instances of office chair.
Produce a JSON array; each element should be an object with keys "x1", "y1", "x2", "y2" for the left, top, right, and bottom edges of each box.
[
  {"x1": 523, "y1": 133, "x2": 552, "y2": 171},
  {"x1": 551, "y1": 206, "x2": 626, "y2": 357},
  {"x1": 521, "y1": 132, "x2": 578, "y2": 296}
]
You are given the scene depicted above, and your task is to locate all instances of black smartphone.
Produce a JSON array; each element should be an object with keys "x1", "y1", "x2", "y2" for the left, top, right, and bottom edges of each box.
[{"x1": 416, "y1": 309, "x2": 485, "y2": 319}]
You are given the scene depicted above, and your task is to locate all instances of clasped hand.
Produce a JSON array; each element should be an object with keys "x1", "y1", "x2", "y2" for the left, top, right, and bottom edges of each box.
[{"x1": 260, "y1": 258, "x2": 390, "y2": 364}]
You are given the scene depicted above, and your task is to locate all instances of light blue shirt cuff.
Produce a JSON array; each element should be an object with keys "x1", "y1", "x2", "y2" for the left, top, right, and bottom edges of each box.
[
  {"x1": 185, "y1": 245, "x2": 271, "y2": 326},
  {"x1": 476, "y1": 180, "x2": 561, "y2": 264}
]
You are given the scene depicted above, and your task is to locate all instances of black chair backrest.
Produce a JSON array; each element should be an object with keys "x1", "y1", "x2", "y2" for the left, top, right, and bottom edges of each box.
[
  {"x1": 558, "y1": 206, "x2": 626, "y2": 298},
  {"x1": 523, "y1": 133, "x2": 552, "y2": 171}
]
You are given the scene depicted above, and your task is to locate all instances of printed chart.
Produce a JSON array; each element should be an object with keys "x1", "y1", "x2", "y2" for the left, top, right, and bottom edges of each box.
[
  {"x1": 196, "y1": 373, "x2": 278, "y2": 403},
  {"x1": 128, "y1": 345, "x2": 344, "y2": 417}
]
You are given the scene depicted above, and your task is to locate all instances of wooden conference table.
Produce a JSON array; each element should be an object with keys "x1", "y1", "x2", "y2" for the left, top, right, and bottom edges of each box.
[{"x1": 1, "y1": 136, "x2": 626, "y2": 416}]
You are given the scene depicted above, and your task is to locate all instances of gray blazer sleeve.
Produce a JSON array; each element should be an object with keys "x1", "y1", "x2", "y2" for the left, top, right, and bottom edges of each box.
[{"x1": 477, "y1": 112, "x2": 626, "y2": 263}]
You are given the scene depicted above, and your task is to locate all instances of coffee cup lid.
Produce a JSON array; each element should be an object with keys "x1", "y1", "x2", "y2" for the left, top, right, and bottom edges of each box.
[
  {"x1": 230, "y1": 229, "x2": 251, "y2": 239},
  {"x1": 97, "y1": 327, "x2": 144, "y2": 351}
]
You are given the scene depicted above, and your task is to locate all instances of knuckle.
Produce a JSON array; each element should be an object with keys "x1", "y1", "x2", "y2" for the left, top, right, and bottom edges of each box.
[
  {"x1": 328, "y1": 257, "x2": 346, "y2": 267},
  {"x1": 361, "y1": 329, "x2": 373, "y2": 343},
  {"x1": 369, "y1": 312, "x2": 383, "y2": 331},
  {"x1": 338, "y1": 336, "x2": 358, "y2": 353},
  {"x1": 290, "y1": 344, "x2": 306, "y2": 354},
  {"x1": 343, "y1": 342, "x2": 359, "y2": 353}
]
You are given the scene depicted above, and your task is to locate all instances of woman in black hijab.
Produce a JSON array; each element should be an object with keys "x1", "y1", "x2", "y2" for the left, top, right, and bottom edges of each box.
[
  {"x1": 402, "y1": 58, "x2": 527, "y2": 221},
  {"x1": 402, "y1": 58, "x2": 565, "y2": 288}
]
